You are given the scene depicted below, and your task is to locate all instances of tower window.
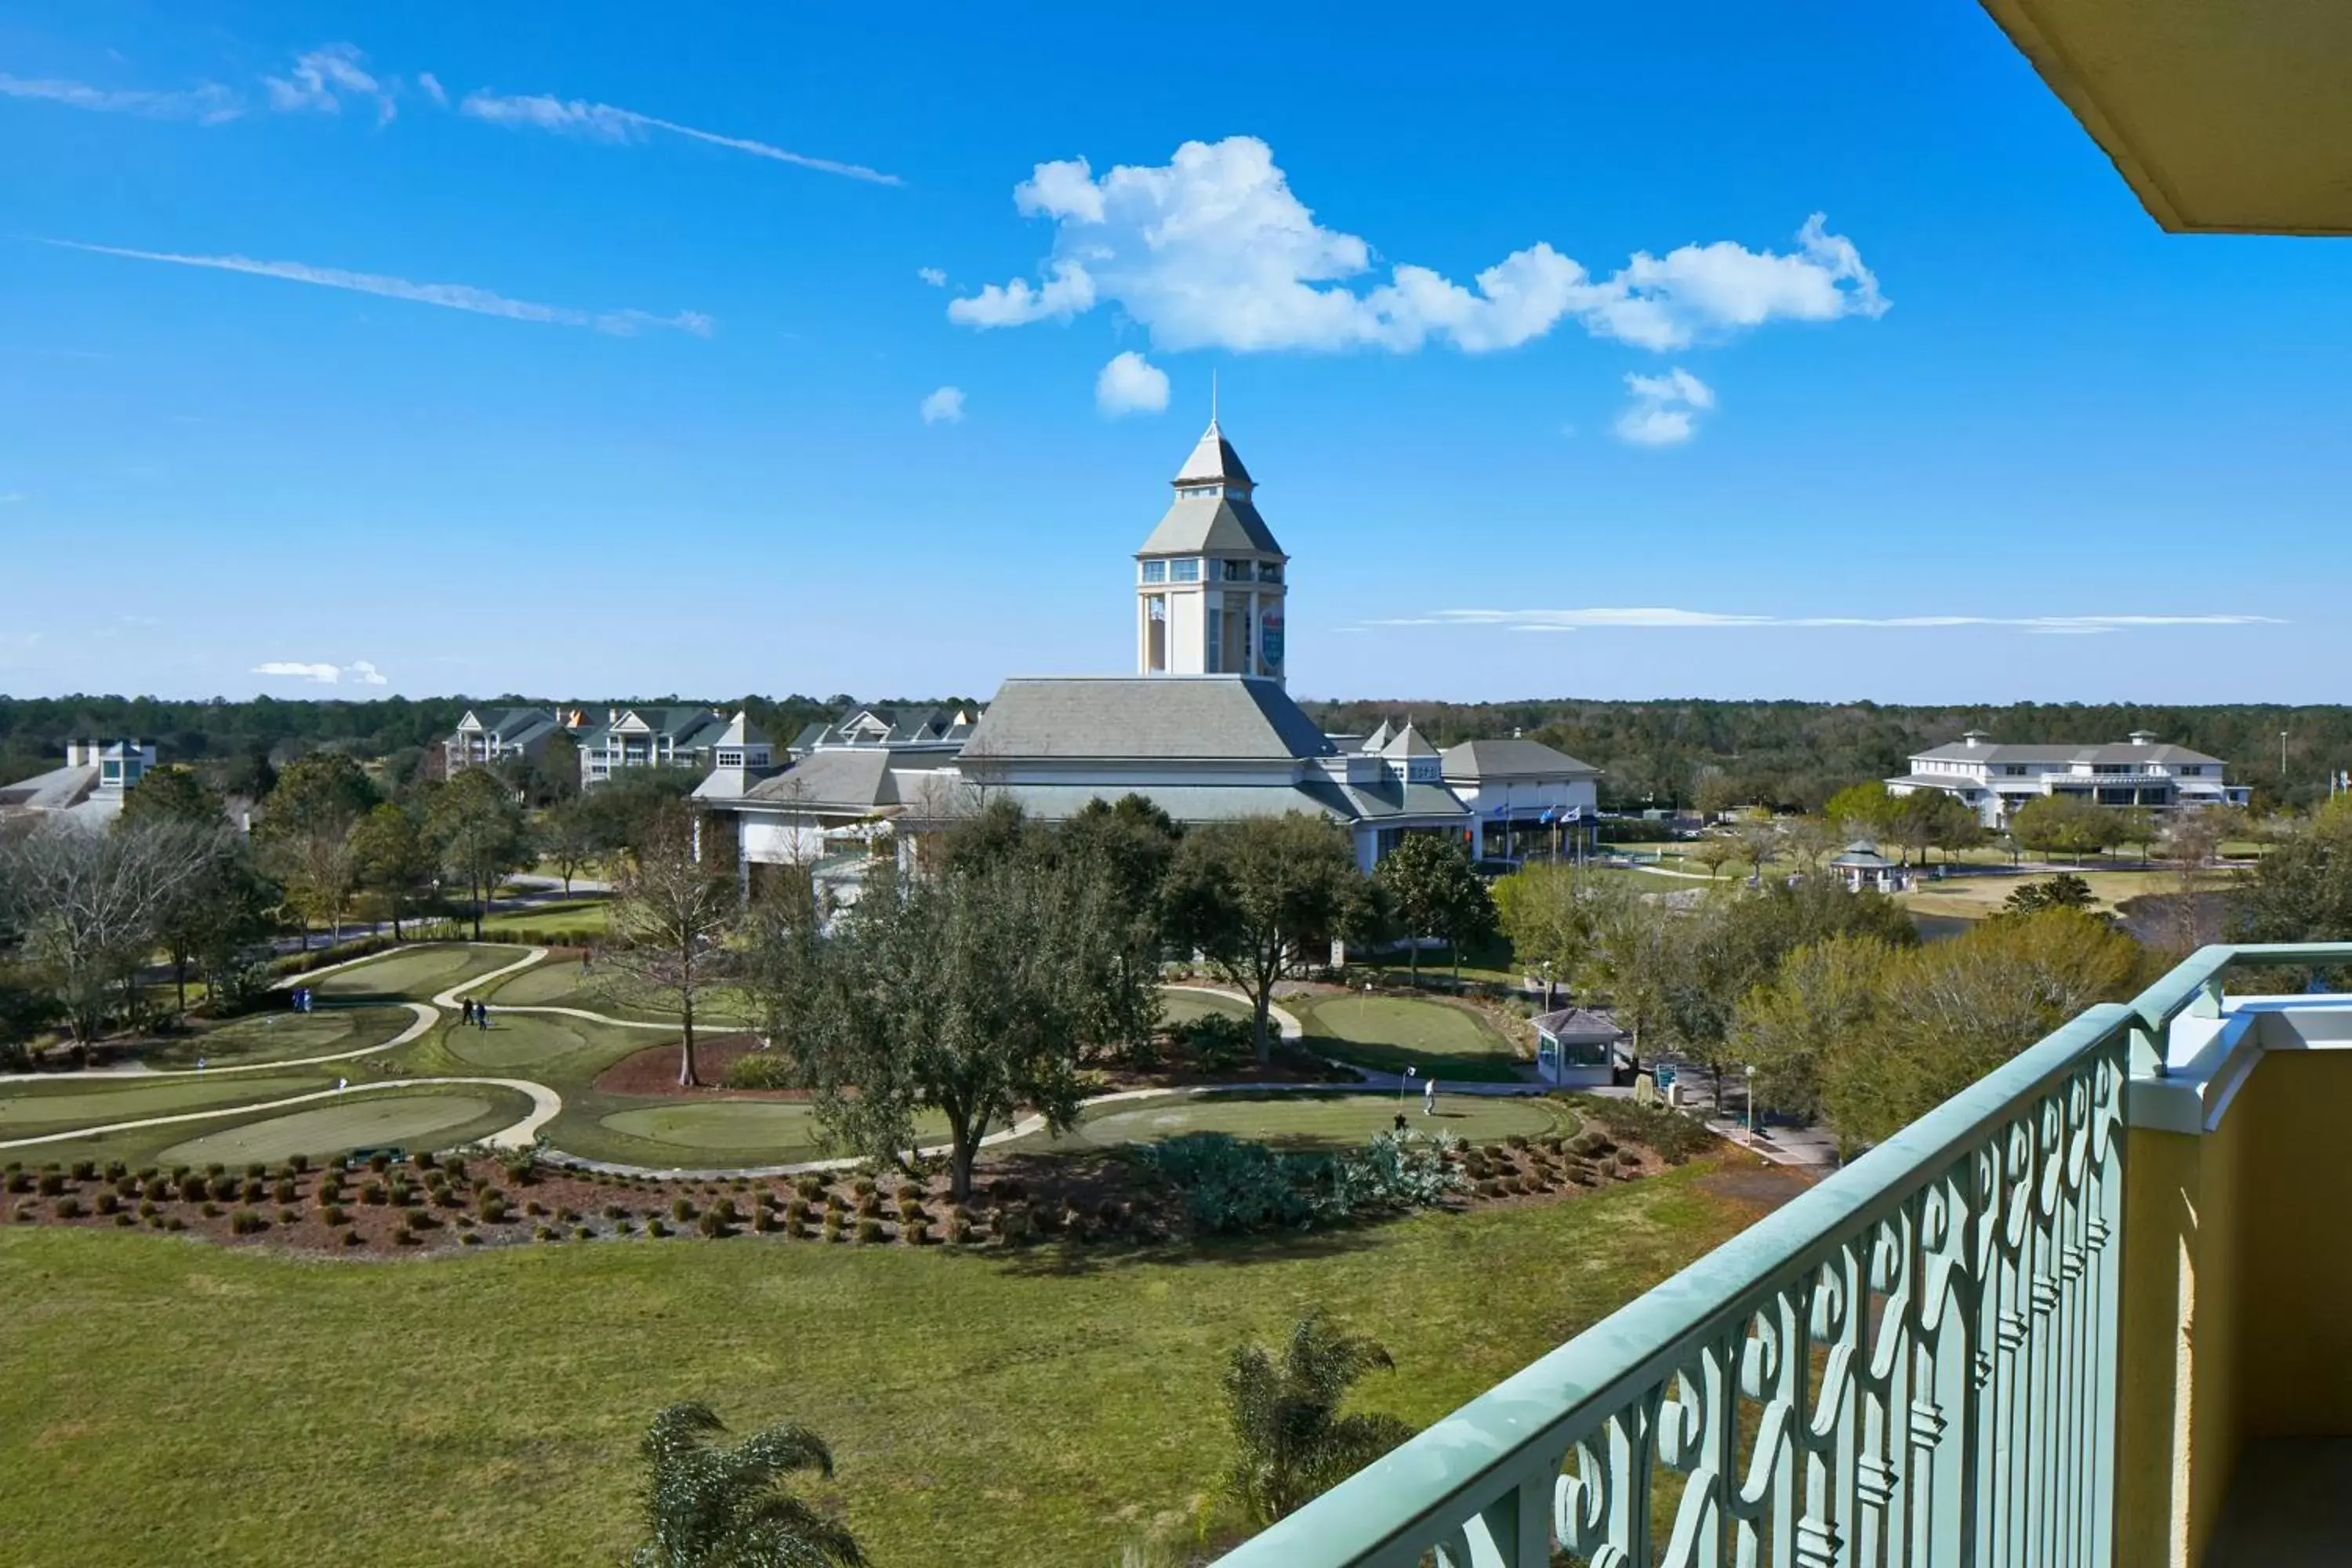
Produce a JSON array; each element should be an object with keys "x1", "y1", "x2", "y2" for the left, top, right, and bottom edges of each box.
[
  {"x1": 1141, "y1": 560, "x2": 1167, "y2": 583},
  {"x1": 1170, "y1": 560, "x2": 1201, "y2": 583},
  {"x1": 1259, "y1": 562, "x2": 1283, "y2": 582},
  {"x1": 1221, "y1": 559, "x2": 1251, "y2": 581}
]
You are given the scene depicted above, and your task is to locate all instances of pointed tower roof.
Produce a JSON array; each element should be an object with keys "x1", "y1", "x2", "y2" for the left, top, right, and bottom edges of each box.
[
  {"x1": 716, "y1": 710, "x2": 768, "y2": 747},
  {"x1": 1174, "y1": 417, "x2": 1254, "y2": 488},
  {"x1": 1381, "y1": 722, "x2": 1440, "y2": 760},
  {"x1": 1362, "y1": 720, "x2": 1394, "y2": 753},
  {"x1": 1138, "y1": 418, "x2": 1284, "y2": 557}
]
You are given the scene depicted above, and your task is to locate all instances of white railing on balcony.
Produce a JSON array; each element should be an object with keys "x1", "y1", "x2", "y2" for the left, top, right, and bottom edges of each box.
[{"x1": 1214, "y1": 943, "x2": 2352, "y2": 1568}]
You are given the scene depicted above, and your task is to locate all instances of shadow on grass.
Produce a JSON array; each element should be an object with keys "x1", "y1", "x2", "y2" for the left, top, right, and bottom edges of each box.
[{"x1": 982, "y1": 1222, "x2": 1392, "y2": 1279}]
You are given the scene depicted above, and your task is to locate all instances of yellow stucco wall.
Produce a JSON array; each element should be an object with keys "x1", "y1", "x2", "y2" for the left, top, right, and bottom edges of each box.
[{"x1": 2115, "y1": 1050, "x2": 2352, "y2": 1566}]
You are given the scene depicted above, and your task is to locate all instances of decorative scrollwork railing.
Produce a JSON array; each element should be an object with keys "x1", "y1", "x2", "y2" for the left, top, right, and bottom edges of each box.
[{"x1": 1216, "y1": 999, "x2": 2142, "y2": 1568}]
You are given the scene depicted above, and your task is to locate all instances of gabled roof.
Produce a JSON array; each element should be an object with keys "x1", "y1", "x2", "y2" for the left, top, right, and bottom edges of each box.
[
  {"x1": 1533, "y1": 1007, "x2": 1625, "y2": 1041},
  {"x1": 960, "y1": 676, "x2": 1336, "y2": 762},
  {"x1": 1441, "y1": 737, "x2": 1602, "y2": 782},
  {"x1": 740, "y1": 749, "x2": 900, "y2": 812},
  {"x1": 1361, "y1": 720, "x2": 1394, "y2": 753},
  {"x1": 1173, "y1": 418, "x2": 1253, "y2": 487}
]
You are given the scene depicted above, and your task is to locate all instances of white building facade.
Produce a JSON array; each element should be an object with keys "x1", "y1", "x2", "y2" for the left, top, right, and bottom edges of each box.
[
  {"x1": 1135, "y1": 419, "x2": 1288, "y2": 686},
  {"x1": 1886, "y1": 730, "x2": 2250, "y2": 827}
]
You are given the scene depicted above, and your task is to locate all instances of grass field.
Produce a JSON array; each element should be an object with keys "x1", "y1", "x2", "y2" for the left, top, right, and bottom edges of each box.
[
  {"x1": 477, "y1": 899, "x2": 612, "y2": 935},
  {"x1": 0, "y1": 1073, "x2": 332, "y2": 1141},
  {"x1": 1025, "y1": 1089, "x2": 1574, "y2": 1152},
  {"x1": 1159, "y1": 986, "x2": 1251, "y2": 1025},
  {"x1": 1290, "y1": 993, "x2": 1527, "y2": 1083},
  {"x1": 139, "y1": 1004, "x2": 415, "y2": 1069},
  {"x1": 1896, "y1": 867, "x2": 2218, "y2": 920},
  {"x1": 0, "y1": 1156, "x2": 1771, "y2": 1566},
  {"x1": 153, "y1": 1087, "x2": 533, "y2": 1166},
  {"x1": 310, "y1": 944, "x2": 532, "y2": 1003}
]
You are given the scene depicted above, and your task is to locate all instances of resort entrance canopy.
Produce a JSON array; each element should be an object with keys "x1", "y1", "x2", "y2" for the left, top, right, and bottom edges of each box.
[{"x1": 1980, "y1": 0, "x2": 2352, "y2": 234}]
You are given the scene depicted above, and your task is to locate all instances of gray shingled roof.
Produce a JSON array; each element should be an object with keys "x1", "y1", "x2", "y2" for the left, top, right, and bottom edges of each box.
[
  {"x1": 742, "y1": 750, "x2": 898, "y2": 811},
  {"x1": 1441, "y1": 737, "x2": 1601, "y2": 781},
  {"x1": 1135, "y1": 494, "x2": 1285, "y2": 557},
  {"x1": 1301, "y1": 777, "x2": 1473, "y2": 822},
  {"x1": 1911, "y1": 739, "x2": 2223, "y2": 767},
  {"x1": 1533, "y1": 1007, "x2": 1625, "y2": 1041},
  {"x1": 1173, "y1": 419, "x2": 1254, "y2": 486},
  {"x1": 961, "y1": 677, "x2": 1336, "y2": 761},
  {"x1": 1381, "y1": 723, "x2": 1440, "y2": 760}
]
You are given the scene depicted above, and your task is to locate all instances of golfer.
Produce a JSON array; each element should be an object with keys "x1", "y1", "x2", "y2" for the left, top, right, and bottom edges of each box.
[{"x1": 1422, "y1": 1076, "x2": 1438, "y2": 1115}]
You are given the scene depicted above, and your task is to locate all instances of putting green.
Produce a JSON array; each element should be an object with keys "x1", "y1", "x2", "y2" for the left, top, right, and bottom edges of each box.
[
  {"x1": 598, "y1": 1101, "x2": 824, "y2": 1152},
  {"x1": 1160, "y1": 987, "x2": 1250, "y2": 1025},
  {"x1": 441, "y1": 1012, "x2": 651, "y2": 1072},
  {"x1": 1290, "y1": 994, "x2": 1526, "y2": 1083},
  {"x1": 0, "y1": 1074, "x2": 329, "y2": 1139},
  {"x1": 139, "y1": 1005, "x2": 412, "y2": 1069},
  {"x1": 310, "y1": 945, "x2": 531, "y2": 1001},
  {"x1": 1057, "y1": 1091, "x2": 1570, "y2": 1152},
  {"x1": 155, "y1": 1091, "x2": 514, "y2": 1166},
  {"x1": 484, "y1": 959, "x2": 754, "y2": 1024}
]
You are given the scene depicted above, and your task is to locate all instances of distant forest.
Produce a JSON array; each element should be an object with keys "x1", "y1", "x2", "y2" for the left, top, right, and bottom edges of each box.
[{"x1": 6, "y1": 692, "x2": 2350, "y2": 811}]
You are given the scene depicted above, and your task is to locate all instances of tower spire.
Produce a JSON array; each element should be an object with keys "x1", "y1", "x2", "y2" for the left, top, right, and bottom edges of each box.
[{"x1": 1210, "y1": 368, "x2": 1218, "y2": 426}]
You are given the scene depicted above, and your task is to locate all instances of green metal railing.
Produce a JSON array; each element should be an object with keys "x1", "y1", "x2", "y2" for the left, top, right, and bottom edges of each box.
[{"x1": 1215, "y1": 943, "x2": 2352, "y2": 1568}]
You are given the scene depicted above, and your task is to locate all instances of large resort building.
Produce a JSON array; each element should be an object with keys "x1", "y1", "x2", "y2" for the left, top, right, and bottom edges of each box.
[
  {"x1": 695, "y1": 417, "x2": 1600, "y2": 891},
  {"x1": 1884, "y1": 728, "x2": 2249, "y2": 827}
]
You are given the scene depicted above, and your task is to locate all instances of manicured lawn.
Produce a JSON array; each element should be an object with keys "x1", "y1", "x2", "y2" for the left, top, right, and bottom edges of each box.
[
  {"x1": 139, "y1": 1004, "x2": 415, "y2": 1069},
  {"x1": 0, "y1": 1157, "x2": 1775, "y2": 1566},
  {"x1": 1159, "y1": 986, "x2": 1251, "y2": 1025},
  {"x1": 484, "y1": 961, "x2": 754, "y2": 1025},
  {"x1": 430, "y1": 1011, "x2": 659, "y2": 1075},
  {"x1": 477, "y1": 899, "x2": 612, "y2": 935},
  {"x1": 1029, "y1": 1089, "x2": 1574, "y2": 1152},
  {"x1": 153, "y1": 1087, "x2": 532, "y2": 1166},
  {"x1": 309, "y1": 944, "x2": 534, "y2": 1004},
  {"x1": 1896, "y1": 867, "x2": 2221, "y2": 920},
  {"x1": 0, "y1": 1073, "x2": 332, "y2": 1142},
  {"x1": 1290, "y1": 993, "x2": 1527, "y2": 1083}
]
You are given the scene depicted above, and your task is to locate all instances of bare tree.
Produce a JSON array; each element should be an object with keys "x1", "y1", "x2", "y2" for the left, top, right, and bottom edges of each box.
[
  {"x1": 0, "y1": 819, "x2": 230, "y2": 1042},
  {"x1": 597, "y1": 803, "x2": 740, "y2": 1086}
]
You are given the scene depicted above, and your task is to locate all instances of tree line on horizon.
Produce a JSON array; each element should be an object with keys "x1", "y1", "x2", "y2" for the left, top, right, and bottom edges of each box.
[{"x1": 12, "y1": 692, "x2": 2352, "y2": 811}]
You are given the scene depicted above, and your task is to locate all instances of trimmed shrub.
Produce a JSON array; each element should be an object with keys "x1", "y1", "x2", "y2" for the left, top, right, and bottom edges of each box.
[
  {"x1": 949, "y1": 1216, "x2": 975, "y2": 1244},
  {"x1": 359, "y1": 1180, "x2": 387, "y2": 1207},
  {"x1": 479, "y1": 1197, "x2": 508, "y2": 1224},
  {"x1": 95, "y1": 1192, "x2": 119, "y2": 1216},
  {"x1": 394, "y1": 1224, "x2": 420, "y2": 1247},
  {"x1": 602, "y1": 1204, "x2": 627, "y2": 1221},
  {"x1": 785, "y1": 1197, "x2": 810, "y2": 1224},
  {"x1": 34, "y1": 1171, "x2": 65, "y2": 1197},
  {"x1": 229, "y1": 1210, "x2": 266, "y2": 1236},
  {"x1": 533, "y1": 1225, "x2": 557, "y2": 1242},
  {"x1": 903, "y1": 1220, "x2": 931, "y2": 1245},
  {"x1": 852, "y1": 1178, "x2": 877, "y2": 1197},
  {"x1": 53, "y1": 1196, "x2": 83, "y2": 1219},
  {"x1": 996, "y1": 1205, "x2": 1036, "y2": 1245},
  {"x1": 670, "y1": 1196, "x2": 695, "y2": 1222},
  {"x1": 459, "y1": 1231, "x2": 483, "y2": 1247},
  {"x1": 137, "y1": 1200, "x2": 158, "y2": 1219},
  {"x1": 240, "y1": 1178, "x2": 265, "y2": 1204},
  {"x1": 574, "y1": 1225, "x2": 593, "y2": 1242},
  {"x1": 200, "y1": 1202, "x2": 222, "y2": 1218},
  {"x1": 696, "y1": 1208, "x2": 731, "y2": 1239},
  {"x1": 115, "y1": 1211, "x2": 136, "y2": 1227},
  {"x1": 367, "y1": 1152, "x2": 390, "y2": 1174},
  {"x1": 854, "y1": 1218, "x2": 884, "y2": 1244},
  {"x1": 322, "y1": 1204, "x2": 349, "y2": 1227},
  {"x1": 644, "y1": 1218, "x2": 670, "y2": 1239},
  {"x1": 794, "y1": 1174, "x2": 824, "y2": 1200},
  {"x1": 278, "y1": 1207, "x2": 300, "y2": 1225},
  {"x1": 70, "y1": 1160, "x2": 96, "y2": 1181},
  {"x1": 288, "y1": 1152, "x2": 310, "y2": 1174},
  {"x1": 340, "y1": 1228, "x2": 365, "y2": 1247},
  {"x1": 273, "y1": 1178, "x2": 297, "y2": 1205},
  {"x1": 164, "y1": 1215, "x2": 187, "y2": 1232}
]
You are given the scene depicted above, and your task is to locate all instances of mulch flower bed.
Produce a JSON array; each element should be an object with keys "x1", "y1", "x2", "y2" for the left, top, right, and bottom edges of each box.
[{"x1": 0, "y1": 1120, "x2": 1755, "y2": 1259}]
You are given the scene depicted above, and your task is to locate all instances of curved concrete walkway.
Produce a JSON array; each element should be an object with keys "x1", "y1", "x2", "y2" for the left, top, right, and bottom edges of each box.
[{"x1": 0, "y1": 1074, "x2": 561, "y2": 1153}]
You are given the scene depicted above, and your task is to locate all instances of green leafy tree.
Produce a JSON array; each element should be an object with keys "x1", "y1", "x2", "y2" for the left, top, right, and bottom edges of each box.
[
  {"x1": 2001, "y1": 873, "x2": 2096, "y2": 916},
  {"x1": 1689, "y1": 838, "x2": 1739, "y2": 881},
  {"x1": 1058, "y1": 796, "x2": 1182, "y2": 1061},
  {"x1": 350, "y1": 802, "x2": 435, "y2": 940},
  {"x1": 598, "y1": 804, "x2": 741, "y2": 1087},
  {"x1": 1223, "y1": 1311, "x2": 1416, "y2": 1526},
  {"x1": 749, "y1": 845, "x2": 1137, "y2": 1202},
  {"x1": 1823, "y1": 782, "x2": 1900, "y2": 842},
  {"x1": 539, "y1": 795, "x2": 602, "y2": 895},
  {"x1": 1374, "y1": 833, "x2": 1493, "y2": 981},
  {"x1": 2009, "y1": 795, "x2": 2122, "y2": 862},
  {"x1": 256, "y1": 752, "x2": 378, "y2": 947},
  {"x1": 632, "y1": 1403, "x2": 864, "y2": 1568},
  {"x1": 1494, "y1": 860, "x2": 1589, "y2": 1004},
  {"x1": 425, "y1": 767, "x2": 536, "y2": 940},
  {"x1": 540, "y1": 728, "x2": 583, "y2": 804},
  {"x1": 0, "y1": 963, "x2": 62, "y2": 1069},
  {"x1": 582, "y1": 768, "x2": 707, "y2": 860},
  {"x1": 2229, "y1": 805, "x2": 2352, "y2": 947},
  {"x1": 1163, "y1": 814, "x2": 1371, "y2": 1063},
  {"x1": 118, "y1": 765, "x2": 226, "y2": 831}
]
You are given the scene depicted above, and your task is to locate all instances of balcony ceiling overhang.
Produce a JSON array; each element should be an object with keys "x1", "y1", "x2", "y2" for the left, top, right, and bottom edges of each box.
[{"x1": 1980, "y1": 0, "x2": 2352, "y2": 234}]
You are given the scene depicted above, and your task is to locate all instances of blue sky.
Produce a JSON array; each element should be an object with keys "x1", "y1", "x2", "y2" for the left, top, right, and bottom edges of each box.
[{"x1": 2, "y1": 3, "x2": 2347, "y2": 706}]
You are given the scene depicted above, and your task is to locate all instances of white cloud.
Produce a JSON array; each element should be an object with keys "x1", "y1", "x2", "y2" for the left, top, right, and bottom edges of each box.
[
  {"x1": 252, "y1": 659, "x2": 387, "y2": 685},
  {"x1": 1095, "y1": 350, "x2": 1170, "y2": 417},
  {"x1": 0, "y1": 71, "x2": 241, "y2": 123},
  {"x1": 946, "y1": 260, "x2": 1095, "y2": 328},
  {"x1": 1613, "y1": 367, "x2": 1714, "y2": 446},
  {"x1": 458, "y1": 89, "x2": 899, "y2": 184},
  {"x1": 920, "y1": 386, "x2": 965, "y2": 424},
  {"x1": 266, "y1": 44, "x2": 397, "y2": 125},
  {"x1": 416, "y1": 71, "x2": 446, "y2": 107},
  {"x1": 1374, "y1": 608, "x2": 2285, "y2": 634},
  {"x1": 47, "y1": 239, "x2": 711, "y2": 336},
  {"x1": 916, "y1": 266, "x2": 947, "y2": 288},
  {"x1": 951, "y1": 137, "x2": 1884, "y2": 355}
]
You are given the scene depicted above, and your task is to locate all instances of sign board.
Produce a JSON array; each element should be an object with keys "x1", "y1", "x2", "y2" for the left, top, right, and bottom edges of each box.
[{"x1": 1653, "y1": 1063, "x2": 1679, "y2": 1093}]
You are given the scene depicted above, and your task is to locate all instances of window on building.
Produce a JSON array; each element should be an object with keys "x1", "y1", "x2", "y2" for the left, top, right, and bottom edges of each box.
[
  {"x1": 1171, "y1": 559, "x2": 1201, "y2": 583},
  {"x1": 717, "y1": 751, "x2": 742, "y2": 768},
  {"x1": 2092, "y1": 764, "x2": 2133, "y2": 775},
  {"x1": 1204, "y1": 606, "x2": 1221, "y2": 672},
  {"x1": 2003, "y1": 764, "x2": 2030, "y2": 776},
  {"x1": 1141, "y1": 560, "x2": 1167, "y2": 583},
  {"x1": 2179, "y1": 765, "x2": 2204, "y2": 776},
  {"x1": 1145, "y1": 596, "x2": 1167, "y2": 672},
  {"x1": 1221, "y1": 559, "x2": 1251, "y2": 581},
  {"x1": 1260, "y1": 561, "x2": 1283, "y2": 583}
]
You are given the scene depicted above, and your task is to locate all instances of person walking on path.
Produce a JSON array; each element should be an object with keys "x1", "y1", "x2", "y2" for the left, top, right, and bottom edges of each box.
[{"x1": 1422, "y1": 1076, "x2": 1438, "y2": 1116}]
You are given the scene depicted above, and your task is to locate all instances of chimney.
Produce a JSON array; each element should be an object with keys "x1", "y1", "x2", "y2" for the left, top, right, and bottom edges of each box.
[{"x1": 2128, "y1": 731, "x2": 2157, "y2": 746}]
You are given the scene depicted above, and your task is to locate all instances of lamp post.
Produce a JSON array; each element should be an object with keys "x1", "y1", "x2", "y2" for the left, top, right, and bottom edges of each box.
[
  {"x1": 1744, "y1": 1064, "x2": 1757, "y2": 1146},
  {"x1": 2282, "y1": 729, "x2": 2290, "y2": 778}
]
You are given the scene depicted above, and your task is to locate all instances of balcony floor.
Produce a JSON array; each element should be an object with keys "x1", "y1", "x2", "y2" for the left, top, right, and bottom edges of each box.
[{"x1": 2205, "y1": 1438, "x2": 2352, "y2": 1565}]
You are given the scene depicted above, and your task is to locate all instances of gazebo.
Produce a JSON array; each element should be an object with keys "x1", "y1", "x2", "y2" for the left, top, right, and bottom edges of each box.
[
  {"x1": 1531, "y1": 1007, "x2": 1628, "y2": 1088},
  {"x1": 1828, "y1": 838, "x2": 1907, "y2": 894}
]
